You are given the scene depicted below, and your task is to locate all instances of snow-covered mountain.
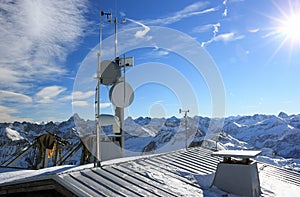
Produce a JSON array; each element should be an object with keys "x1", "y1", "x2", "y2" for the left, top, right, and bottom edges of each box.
[{"x1": 0, "y1": 112, "x2": 299, "y2": 171}]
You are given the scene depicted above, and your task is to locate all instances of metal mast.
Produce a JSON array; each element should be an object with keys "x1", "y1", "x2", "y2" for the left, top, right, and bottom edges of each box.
[
  {"x1": 95, "y1": 9, "x2": 105, "y2": 167},
  {"x1": 179, "y1": 109, "x2": 190, "y2": 150}
]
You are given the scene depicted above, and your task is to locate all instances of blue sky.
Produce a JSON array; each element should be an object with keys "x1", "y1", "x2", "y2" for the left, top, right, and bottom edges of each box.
[{"x1": 1, "y1": 0, "x2": 300, "y2": 122}]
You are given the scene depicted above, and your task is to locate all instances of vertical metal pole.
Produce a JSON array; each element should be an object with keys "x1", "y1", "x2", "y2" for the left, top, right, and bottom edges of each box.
[
  {"x1": 123, "y1": 54, "x2": 126, "y2": 102},
  {"x1": 114, "y1": 17, "x2": 117, "y2": 60},
  {"x1": 95, "y1": 10, "x2": 103, "y2": 167},
  {"x1": 185, "y1": 113, "x2": 188, "y2": 150},
  {"x1": 180, "y1": 109, "x2": 189, "y2": 150},
  {"x1": 95, "y1": 80, "x2": 101, "y2": 167}
]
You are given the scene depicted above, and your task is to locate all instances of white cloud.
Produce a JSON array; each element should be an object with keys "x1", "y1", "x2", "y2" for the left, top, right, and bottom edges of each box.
[
  {"x1": 127, "y1": 18, "x2": 152, "y2": 40},
  {"x1": 72, "y1": 101, "x2": 89, "y2": 107},
  {"x1": 72, "y1": 101, "x2": 111, "y2": 108},
  {"x1": 100, "y1": 103, "x2": 112, "y2": 108},
  {"x1": 248, "y1": 28, "x2": 260, "y2": 33},
  {"x1": 262, "y1": 31, "x2": 278, "y2": 38},
  {"x1": 223, "y1": 8, "x2": 228, "y2": 17},
  {"x1": 0, "y1": 105, "x2": 16, "y2": 114},
  {"x1": 157, "y1": 50, "x2": 170, "y2": 56},
  {"x1": 35, "y1": 85, "x2": 67, "y2": 103},
  {"x1": 202, "y1": 32, "x2": 244, "y2": 47},
  {"x1": 213, "y1": 23, "x2": 221, "y2": 36},
  {"x1": 151, "y1": 4, "x2": 217, "y2": 25},
  {"x1": 0, "y1": 90, "x2": 32, "y2": 103},
  {"x1": 0, "y1": 0, "x2": 88, "y2": 89},
  {"x1": 193, "y1": 23, "x2": 221, "y2": 34},
  {"x1": 126, "y1": 2, "x2": 216, "y2": 27},
  {"x1": 61, "y1": 91, "x2": 95, "y2": 101},
  {"x1": 0, "y1": 105, "x2": 32, "y2": 123}
]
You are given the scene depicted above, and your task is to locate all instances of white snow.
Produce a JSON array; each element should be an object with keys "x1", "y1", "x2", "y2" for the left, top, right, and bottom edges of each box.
[
  {"x1": 0, "y1": 165, "x2": 73, "y2": 184},
  {"x1": 0, "y1": 160, "x2": 299, "y2": 196},
  {"x1": 260, "y1": 173, "x2": 300, "y2": 196},
  {"x1": 5, "y1": 128, "x2": 24, "y2": 141}
]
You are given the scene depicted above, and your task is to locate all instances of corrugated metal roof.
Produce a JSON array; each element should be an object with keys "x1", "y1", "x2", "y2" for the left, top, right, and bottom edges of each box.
[{"x1": 1, "y1": 147, "x2": 300, "y2": 196}]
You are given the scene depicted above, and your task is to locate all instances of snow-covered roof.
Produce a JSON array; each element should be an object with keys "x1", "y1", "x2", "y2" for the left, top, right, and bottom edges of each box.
[{"x1": 1, "y1": 147, "x2": 300, "y2": 196}]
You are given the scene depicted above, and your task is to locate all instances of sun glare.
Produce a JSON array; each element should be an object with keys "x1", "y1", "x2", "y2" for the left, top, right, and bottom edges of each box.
[{"x1": 278, "y1": 14, "x2": 300, "y2": 43}]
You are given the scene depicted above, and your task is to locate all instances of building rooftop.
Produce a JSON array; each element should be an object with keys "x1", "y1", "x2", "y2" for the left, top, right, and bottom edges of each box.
[{"x1": 1, "y1": 147, "x2": 300, "y2": 196}]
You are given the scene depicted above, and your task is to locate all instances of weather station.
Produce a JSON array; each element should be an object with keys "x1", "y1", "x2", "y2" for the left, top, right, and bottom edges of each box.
[
  {"x1": 179, "y1": 109, "x2": 189, "y2": 150},
  {"x1": 94, "y1": 10, "x2": 134, "y2": 167}
]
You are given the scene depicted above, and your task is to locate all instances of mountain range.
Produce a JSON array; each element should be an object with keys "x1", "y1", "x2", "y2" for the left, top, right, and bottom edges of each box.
[{"x1": 0, "y1": 112, "x2": 299, "y2": 171}]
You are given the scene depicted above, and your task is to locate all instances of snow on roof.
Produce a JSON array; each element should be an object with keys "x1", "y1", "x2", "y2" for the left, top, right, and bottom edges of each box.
[{"x1": 1, "y1": 147, "x2": 300, "y2": 196}]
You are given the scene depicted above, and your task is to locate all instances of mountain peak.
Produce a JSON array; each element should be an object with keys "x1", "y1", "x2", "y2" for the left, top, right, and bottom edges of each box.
[{"x1": 278, "y1": 112, "x2": 289, "y2": 119}]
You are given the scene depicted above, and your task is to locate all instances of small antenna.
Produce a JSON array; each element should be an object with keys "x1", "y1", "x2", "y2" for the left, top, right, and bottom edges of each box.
[{"x1": 179, "y1": 109, "x2": 190, "y2": 150}]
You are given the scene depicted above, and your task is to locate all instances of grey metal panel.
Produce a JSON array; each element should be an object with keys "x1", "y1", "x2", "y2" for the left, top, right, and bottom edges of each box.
[
  {"x1": 1, "y1": 146, "x2": 300, "y2": 196},
  {"x1": 103, "y1": 167, "x2": 162, "y2": 196},
  {"x1": 111, "y1": 165, "x2": 169, "y2": 197},
  {"x1": 211, "y1": 150, "x2": 261, "y2": 158},
  {"x1": 259, "y1": 165, "x2": 300, "y2": 186},
  {"x1": 59, "y1": 174, "x2": 105, "y2": 197},
  {"x1": 136, "y1": 159, "x2": 202, "y2": 190},
  {"x1": 151, "y1": 156, "x2": 207, "y2": 174},
  {"x1": 159, "y1": 153, "x2": 216, "y2": 174},
  {"x1": 91, "y1": 168, "x2": 145, "y2": 197},
  {"x1": 54, "y1": 148, "x2": 300, "y2": 196},
  {"x1": 189, "y1": 148, "x2": 222, "y2": 161},
  {"x1": 82, "y1": 168, "x2": 141, "y2": 197},
  {"x1": 185, "y1": 148, "x2": 222, "y2": 164},
  {"x1": 116, "y1": 164, "x2": 179, "y2": 196},
  {"x1": 175, "y1": 152, "x2": 219, "y2": 170}
]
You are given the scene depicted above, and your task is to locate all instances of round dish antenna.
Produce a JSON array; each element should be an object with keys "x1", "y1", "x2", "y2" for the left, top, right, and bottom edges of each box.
[
  {"x1": 99, "y1": 60, "x2": 121, "y2": 86},
  {"x1": 109, "y1": 81, "x2": 134, "y2": 108}
]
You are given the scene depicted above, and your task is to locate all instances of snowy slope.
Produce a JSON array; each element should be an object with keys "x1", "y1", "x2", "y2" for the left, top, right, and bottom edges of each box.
[{"x1": 5, "y1": 128, "x2": 24, "y2": 141}]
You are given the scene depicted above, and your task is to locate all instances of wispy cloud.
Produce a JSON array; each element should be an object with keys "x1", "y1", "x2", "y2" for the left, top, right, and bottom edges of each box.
[
  {"x1": 196, "y1": 22, "x2": 239, "y2": 47},
  {"x1": 223, "y1": 0, "x2": 228, "y2": 16},
  {"x1": 124, "y1": 1, "x2": 217, "y2": 29},
  {"x1": 262, "y1": 31, "x2": 278, "y2": 38},
  {"x1": 213, "y1": 23, "x2": 221, "y2": 36},
  {"x1": 248, "y1": 28, "x2": 260, "y2": 33},
  {"x1": 202, "y1": 32, "x2": 244, "y2": 47},
  {"x1": 72, "y1": 101, "x2": 89, "y2": 107},
  {"x1": 150, "y1": 2, "x2": 217, "y2": 25},
  {"x1": 0, "y1": 0, "x2": 88, "y2": 90},
  {"x1": 73, "y1": 101, "x2": 111, "y2": 108},
  {"x1": 100, "y1": 103, "x2": 112, "y2": 108},
  {"x1": 35, "y1": 86, "x2": 67, "y2": 104},
  {"x1": 0, "y1": 90, "x2": 32, "y2": 103},
  {"x1": 223, "y1": 8, "x2": 228, "y2": 17},
  {"x1": 127, "y1": 18, "x2": 152, "y2": 40},
  {"x1": 0, "y1": 105, "x2": 32, "y2": 122},
  {"x1": 61, "y1": 91, "x2": 95, "y2": 101},
  {"x1": 194, "y1": 23, "x2": 221, "y2": 34},
  {"x1": 193, "y1": 0, "x2": 244, "y2": 47}
]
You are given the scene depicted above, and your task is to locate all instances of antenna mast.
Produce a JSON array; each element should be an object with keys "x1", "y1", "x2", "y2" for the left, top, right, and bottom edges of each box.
[
  {"x1": 94, "y1": 5, "x2": 133, "y2": 166},
  {"x1": 95, "y1": 9, "x2": 105, "y2": 167},
  {"x1": 179, "y1": 109, "x2": 190, "y2": 150}
]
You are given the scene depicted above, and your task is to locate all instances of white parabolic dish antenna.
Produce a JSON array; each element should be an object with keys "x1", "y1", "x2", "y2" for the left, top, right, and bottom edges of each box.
[{"x1": 109, "y1": 81, "x2": 134, "y2": 108}]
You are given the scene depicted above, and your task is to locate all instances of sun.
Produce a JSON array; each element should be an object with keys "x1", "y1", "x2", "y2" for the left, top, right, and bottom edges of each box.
[{"x1": 277, "y1": 14, "x2": 300, "y2": 44}]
